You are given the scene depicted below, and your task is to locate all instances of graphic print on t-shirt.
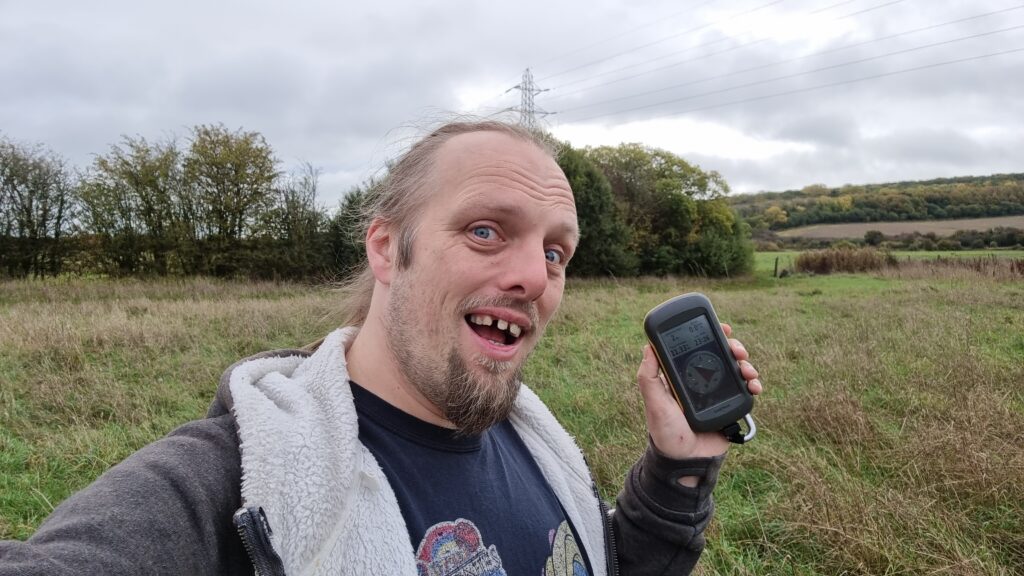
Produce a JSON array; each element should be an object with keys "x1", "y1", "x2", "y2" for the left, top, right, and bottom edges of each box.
[
  {"x1": 415, "y1": 518, "x2": 507, "y2": 576},
  {"x1": 413, "y1": 517, "x2": 590, "y2": 576},
  {"x1": 543, "y1": 521, "x2": 589, "y2": 576}
]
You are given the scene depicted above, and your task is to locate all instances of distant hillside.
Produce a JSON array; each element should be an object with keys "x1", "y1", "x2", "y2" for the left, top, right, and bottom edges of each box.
[{"x1": 729, "y1": 173, "x2": 1024, "y2": 231}]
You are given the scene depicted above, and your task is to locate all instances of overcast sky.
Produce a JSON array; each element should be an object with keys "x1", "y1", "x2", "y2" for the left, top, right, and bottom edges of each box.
[{"x1": 2, "y1": 0, "x2": 1022, "y2": 205}]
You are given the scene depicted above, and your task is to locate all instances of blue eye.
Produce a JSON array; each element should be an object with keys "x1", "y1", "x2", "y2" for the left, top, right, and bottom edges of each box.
[
  {"x1": 545, "y1": 249, "x2": 563, "y2": 264},
  {"x1": 472, "y1": 226, "x2": 496, "y2": 240}
]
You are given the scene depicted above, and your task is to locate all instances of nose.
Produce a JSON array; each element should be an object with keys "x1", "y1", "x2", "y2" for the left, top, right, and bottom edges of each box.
[{"x1": 497, "y1": 241, "x2": 549, "y2": 302}]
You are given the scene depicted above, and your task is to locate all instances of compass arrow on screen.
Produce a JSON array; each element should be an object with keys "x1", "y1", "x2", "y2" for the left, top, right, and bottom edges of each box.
[{"x1": 696, "y1": 367, "x2": 717, "y2": 382}]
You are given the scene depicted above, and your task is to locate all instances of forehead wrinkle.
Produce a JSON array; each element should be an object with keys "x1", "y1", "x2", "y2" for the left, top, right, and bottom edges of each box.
[
  {"x1": 484, "y1": 158, "x2": 572, "y2": 191},
  {"x1": 457, "y1": 164, "x2": 576, "y2": 210},
  {"x1": 459, "y1": 180, "x2": 576, "y2": 212}
]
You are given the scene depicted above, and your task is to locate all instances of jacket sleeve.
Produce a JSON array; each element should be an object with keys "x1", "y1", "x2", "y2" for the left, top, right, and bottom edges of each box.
[
  {"x1": 0, "y1": 414, "x2": 251, "y2": 576},
  {"x1": 612, "y1": 444, "x2": 725, "y2": 575}
]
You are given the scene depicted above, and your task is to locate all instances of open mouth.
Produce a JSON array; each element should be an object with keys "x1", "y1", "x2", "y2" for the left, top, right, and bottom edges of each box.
[{"x1": 465, "y1": 313, "x2": 524, "y2": 347}]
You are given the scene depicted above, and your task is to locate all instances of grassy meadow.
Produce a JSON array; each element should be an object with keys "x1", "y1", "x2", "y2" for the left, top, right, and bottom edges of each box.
[{"x1": 2, "y1": 263, "x2": 1023, "y2": 574}]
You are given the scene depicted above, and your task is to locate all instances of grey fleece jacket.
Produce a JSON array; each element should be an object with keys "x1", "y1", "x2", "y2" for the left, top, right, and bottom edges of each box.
[{"x1": 0, "y1": 340, "x2": 723, "y2": 575}]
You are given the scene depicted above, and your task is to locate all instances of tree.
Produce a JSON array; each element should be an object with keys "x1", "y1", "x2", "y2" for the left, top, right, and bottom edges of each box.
[
  {"x1": 556, "y1": 145, "x2": 636, "y2": 276},
  {"x1": 261, "y1": 162, "x2": 326, "y2": 278},
  {"x1": 182, "y1": 125, "x2": 279, "y2": 276},
  {"x1": 864, "y1": 230, "x2": 884, "y2": 246},
  {"x1": 584, "y1": 143, "x2": 749, "y2": 276},
  {"x1": 684, "y1": 198, "x2": 753, "y2": 276},
  {"x1": 0, "y1": 137, "x2": 75, "y2": 277},
  {"x1": 763, "y1": 205, "x2": 788, "y2": 229},
  {"x1": 79, "y1": 136, "x2": 181, "y2": 275},
  {"x1": 326, "y1": 183, "x2": 371, "y2": 276}
]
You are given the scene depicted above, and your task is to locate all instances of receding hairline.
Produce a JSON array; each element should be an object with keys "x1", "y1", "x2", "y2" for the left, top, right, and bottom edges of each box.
[{"x1": 416, "y1": 127, "x2": 570, "y2": 209}]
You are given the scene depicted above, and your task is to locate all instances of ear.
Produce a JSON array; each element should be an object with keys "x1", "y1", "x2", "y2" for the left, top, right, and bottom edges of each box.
[{"x1": 366, "y1": 218, "x2": 396, "y2": 285}]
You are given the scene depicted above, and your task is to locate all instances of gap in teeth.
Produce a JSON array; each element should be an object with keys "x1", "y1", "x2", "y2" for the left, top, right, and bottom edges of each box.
[{"x1": 468, "y1": 314, "x2": 523, "y2": 340}]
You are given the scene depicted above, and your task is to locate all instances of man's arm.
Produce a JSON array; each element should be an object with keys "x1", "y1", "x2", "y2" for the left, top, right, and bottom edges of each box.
[
  {"x1": 0, "y1": 414, "x2": 250, "y2": 576},
  {"x1": 616, "y1": 326, "x2": 760, "y2": 575},
  {"x1": 613, "y1": 445, "x2": 723, "y2": 575}
]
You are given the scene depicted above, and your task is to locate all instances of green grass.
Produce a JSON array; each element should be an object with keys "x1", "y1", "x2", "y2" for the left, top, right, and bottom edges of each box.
[
  {"x1": 2, "y1": 273, "x2": 1022, "y2": 574},
  {"x1": 533, "y1": 273, "x2": 1023, "y2": 574}
]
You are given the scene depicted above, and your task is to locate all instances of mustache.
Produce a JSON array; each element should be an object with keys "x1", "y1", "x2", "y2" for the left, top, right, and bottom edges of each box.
[{"x1": 457, "y1": 295, "x2": 540, "y2": 329}]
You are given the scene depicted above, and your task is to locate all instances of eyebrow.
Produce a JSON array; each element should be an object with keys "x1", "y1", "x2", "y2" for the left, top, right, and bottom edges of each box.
[{"x1": 458, "y1": 201, "x2": 580, "y2": 245}]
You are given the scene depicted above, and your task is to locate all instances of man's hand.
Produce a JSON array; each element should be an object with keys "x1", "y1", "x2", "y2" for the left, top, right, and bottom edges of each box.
[{"x1": 637, "y1": 323, "x2": 763, "y2": 463}]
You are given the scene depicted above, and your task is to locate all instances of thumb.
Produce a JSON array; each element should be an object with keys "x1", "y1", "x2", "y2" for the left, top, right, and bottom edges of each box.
[
  {"x1": 637, "y1": 345, "x2": 682, "y2": 425},
  {"x1": 637, "y1": 345, "x2": 729, "y2": 459}
]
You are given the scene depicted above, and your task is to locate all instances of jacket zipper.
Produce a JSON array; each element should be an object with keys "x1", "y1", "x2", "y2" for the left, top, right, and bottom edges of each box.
[
  {"x1": 234, "y1": 506, "x2": 287, "y2": 576},
  {"x1": 594, "y1": 483, "x2": 620, "y2": 576}
]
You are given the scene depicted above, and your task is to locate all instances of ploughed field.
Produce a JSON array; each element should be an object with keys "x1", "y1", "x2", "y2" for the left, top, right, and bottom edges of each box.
[
  {"x1": 776, "y1": 215, "x2": 1024, "y2": 239},
  {"x1": 1, "y1": 271, "x2": 1021, "y2": 574}
]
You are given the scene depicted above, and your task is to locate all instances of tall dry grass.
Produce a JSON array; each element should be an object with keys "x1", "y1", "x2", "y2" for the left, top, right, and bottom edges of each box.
[
  {"x1": 795, "y1": 247, "x2": 897, "y2": 274},
  {"x1": 0, "y1": 277, "x2": 340, "y2": 538},
  {"x1": 2, "y1": 273, "x2": 1022, "y2": 574},
  {"x1": 538, "y1": 274, "x2": 1023, "y2": 574},
  {"x1": 881, "y1": 255, "x2": 1024, "y2": 280}
]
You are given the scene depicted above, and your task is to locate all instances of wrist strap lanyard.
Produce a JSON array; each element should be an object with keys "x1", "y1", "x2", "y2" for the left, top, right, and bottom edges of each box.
[{"x1": 722, "y1": 414, "x2": 757, "y2": 444}]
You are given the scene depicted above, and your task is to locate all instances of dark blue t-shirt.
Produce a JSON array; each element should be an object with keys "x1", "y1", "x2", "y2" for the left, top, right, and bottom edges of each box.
[{"x1": 351, "y1": 382, "x2": 592, "y2": 576}]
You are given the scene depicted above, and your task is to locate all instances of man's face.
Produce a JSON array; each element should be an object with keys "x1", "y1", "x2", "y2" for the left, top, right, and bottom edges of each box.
[{"x1": 383, "y1": 131, "x2": 579, "y2": 434}]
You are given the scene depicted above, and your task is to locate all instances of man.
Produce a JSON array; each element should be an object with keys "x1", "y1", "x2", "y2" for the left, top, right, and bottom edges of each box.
[{"x1": 0, "y1": 120, "x2": 761, "y2": 575}]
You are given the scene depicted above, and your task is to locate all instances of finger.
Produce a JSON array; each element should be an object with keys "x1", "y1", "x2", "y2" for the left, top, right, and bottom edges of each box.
[
  {"x1": 721, "y1": 323, "x2": 732, "y2": 337},
  {"x1": 739, "y1": 360, "x2": 759, "y2": 381},
  {"x1": 748, "y1": 378, "x2": 763, "y2": 395},
  {"x1": 728, "y1": 338, "x2": 748, "y2": 361}
]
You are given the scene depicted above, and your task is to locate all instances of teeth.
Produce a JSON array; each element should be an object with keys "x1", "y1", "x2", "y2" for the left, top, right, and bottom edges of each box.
[
  {"x1": 469, "y1": 314, "x2": 524, "y2": 339},
  {"x1": 470, "y1": 314, "x2": 494, "y2": 326}
]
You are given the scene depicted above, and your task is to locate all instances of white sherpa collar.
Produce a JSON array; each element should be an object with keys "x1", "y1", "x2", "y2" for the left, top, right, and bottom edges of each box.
[{"x1": 227, "y1": 327, "x2": 606, "y2": 576}]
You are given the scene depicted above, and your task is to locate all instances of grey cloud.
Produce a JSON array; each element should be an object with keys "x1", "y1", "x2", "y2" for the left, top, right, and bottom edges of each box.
[{"x1": 2, "y1": 0, "x2": 1022, "y2": 200}]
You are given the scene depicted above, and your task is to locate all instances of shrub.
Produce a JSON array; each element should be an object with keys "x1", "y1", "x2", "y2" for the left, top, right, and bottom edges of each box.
[{"x1": 795, "y1": 248, "x2": 897, "y2": 274}]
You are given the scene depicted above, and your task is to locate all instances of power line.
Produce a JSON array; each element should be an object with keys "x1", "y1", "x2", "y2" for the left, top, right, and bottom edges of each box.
[
  {"x1": 544, "y1": 0, "x2": 916, "y2": 97},
  {"x1": 462, "y1": 74, "x2": 530, "y2": 114},
  {"x1": 536, "y1": 0, "x2": 788, "y2": 82},
  {"x1": 536, "y1": 0, "x2": 720, "y2": 68},
  {"x1": 808, "y1": 0, "x2": 860, "y2": 15},
  {"x1": 544, "y1": 4, "x2": 1024, "y2": 104},
  {"x1": 556, "y1": 23, "x2": 1024, "y2": 117},
  {"x1": 838, "y1": 0, "x2": 904, "y2": 19},
  {"x1": 548, "y1": 37, "x2": 767, "y2": 94},
  {"x1": 536, "y1": 0, "x2": 869, "y2": 78},
  {"x1": 559, "y1": 46, "x2": 1024, "y2": 124}
]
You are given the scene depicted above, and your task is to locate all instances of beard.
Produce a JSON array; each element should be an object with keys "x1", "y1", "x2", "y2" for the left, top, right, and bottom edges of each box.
[
  {"x1": 384, "y1": 276, "x2": 530, "y2": 436},
  {"x1": 434, "y1": 347, "x2": 523, "y2": 436}
]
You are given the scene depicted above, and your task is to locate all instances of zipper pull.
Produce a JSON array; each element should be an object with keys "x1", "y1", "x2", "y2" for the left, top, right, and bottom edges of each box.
[{"x1": 234, "y1": 506, "x2": 287, "y2": 576}]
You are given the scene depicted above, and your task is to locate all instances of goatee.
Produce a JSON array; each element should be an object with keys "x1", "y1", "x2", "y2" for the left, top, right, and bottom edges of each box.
[{"x1": 437, "y1": 348, "x2": 522, "y2": 436}]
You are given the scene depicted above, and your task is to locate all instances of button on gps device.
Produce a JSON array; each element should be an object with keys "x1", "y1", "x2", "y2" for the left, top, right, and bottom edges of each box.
[{"x1": 644, "y1": 292, "x2": 756, "y2": 443}]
